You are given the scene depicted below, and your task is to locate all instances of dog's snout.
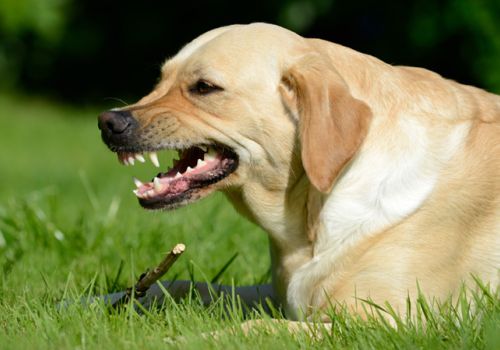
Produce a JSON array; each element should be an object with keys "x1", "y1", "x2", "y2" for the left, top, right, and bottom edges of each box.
[{"x1": 98, "y1": 110, "x2": 135, "y2": 134}]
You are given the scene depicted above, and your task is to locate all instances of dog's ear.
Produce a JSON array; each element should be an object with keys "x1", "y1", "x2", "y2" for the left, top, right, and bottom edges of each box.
[{"x1": 281, "y1": 54, "x2": 372, "y2": 193}]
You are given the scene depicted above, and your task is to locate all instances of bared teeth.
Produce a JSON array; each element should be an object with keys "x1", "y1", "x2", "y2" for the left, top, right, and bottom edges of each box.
[
  {"x1": 118, "y1": 152, "x2": 148, "y2": 166},
  {"x1": 135, "y1": 154, "x2": 145, "y2": 163},
  {"x1": 149, "y1": 152, "x2": 160, "y2": 168},
  {"x1": 153, "y1": 177, "x2": 163, "y2": 191},
  {"x1": 133, "y1": 177, "x2": 143, "y2": 188},
  {"x1": 142, "y1": 189, "x2": 151, "y2": 198},
  {"x1": 123, "y1": 144, "x2": 224, "y2": 199}
]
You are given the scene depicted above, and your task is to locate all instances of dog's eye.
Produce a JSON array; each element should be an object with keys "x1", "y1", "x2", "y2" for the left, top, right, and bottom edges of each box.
[{"x1": 190, "y1": 80, "x2": 222, "y2": 95}]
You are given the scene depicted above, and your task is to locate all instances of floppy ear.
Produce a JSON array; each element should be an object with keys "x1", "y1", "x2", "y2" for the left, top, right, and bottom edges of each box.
[{"x1": 282, "y1": 54, "x2": 372, "y2": 193}]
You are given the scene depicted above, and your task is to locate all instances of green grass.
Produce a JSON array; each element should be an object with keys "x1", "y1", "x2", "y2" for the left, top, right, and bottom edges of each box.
[{"x1": 0, "y1": 94, "x2": 499, "y2": 349}]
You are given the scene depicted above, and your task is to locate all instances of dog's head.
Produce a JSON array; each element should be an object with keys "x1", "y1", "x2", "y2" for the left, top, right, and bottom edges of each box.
[{"x1": 98, "y1": 23, "x2": 372, "y2": 211}]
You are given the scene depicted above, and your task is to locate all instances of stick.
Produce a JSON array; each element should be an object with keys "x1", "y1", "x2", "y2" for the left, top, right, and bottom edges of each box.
[{"x1": 112, "y1": 243, "x2": 186, "y2": 309}]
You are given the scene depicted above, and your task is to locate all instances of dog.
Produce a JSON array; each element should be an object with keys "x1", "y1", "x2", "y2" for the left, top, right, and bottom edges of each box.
[{"x1": 98, "y1": 23, "x2": 500, "y2": 324}]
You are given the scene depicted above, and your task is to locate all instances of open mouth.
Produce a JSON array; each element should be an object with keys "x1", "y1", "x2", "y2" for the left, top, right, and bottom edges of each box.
[{"x1": 117, "y1": 145, "x2": 238, "y2": 210}]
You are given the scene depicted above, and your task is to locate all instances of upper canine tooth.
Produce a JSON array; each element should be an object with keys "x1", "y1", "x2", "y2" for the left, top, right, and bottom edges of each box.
[
  {"x1": 153, "y1": 177, "x2": 163, "y2": 191},
  {"x1": 127, "y1": 156, "x2": 135, "y2": 165},
  {"x1": 200, "y1": 145, "x2": 208, "y2": 152},
  {"x1": 196, "y1": 159, "x2": 206, "y2": 168},
  {"x1": 123, "y1": 158, "x2": 130, "y2": 166},
  {"x1": 149, "y1": 152, "x2": 160, "y2": 168},
  {"x1": 135, "y1": 154, "x2": 145, "y2": 163},
  {"x1": 133, "y1": 177, "x2": 143, "y2": 188}
]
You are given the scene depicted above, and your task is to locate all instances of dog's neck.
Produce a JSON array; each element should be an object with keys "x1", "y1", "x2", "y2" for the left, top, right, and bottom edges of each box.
[
  {"x1": 223, "y1": 169, "x2": 315, "y2": 298},
  {"x1": 223, "y1": 172, "x2": 312, "y2": 248}
]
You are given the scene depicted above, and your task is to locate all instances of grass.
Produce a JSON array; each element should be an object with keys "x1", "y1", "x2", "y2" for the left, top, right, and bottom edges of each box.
[{"x1": 0, "y1": 94, "x2": 499, "y2": 349}]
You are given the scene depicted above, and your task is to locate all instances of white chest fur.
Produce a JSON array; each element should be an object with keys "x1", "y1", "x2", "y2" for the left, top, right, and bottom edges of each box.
[{"x1": 284, "y1": 115, "x2": 471, "y2": 319}]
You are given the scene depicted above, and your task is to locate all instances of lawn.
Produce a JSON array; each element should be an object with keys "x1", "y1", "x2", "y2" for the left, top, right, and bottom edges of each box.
[{"x1": 0, "y1": 94, "x2": 499, "y2": 349}]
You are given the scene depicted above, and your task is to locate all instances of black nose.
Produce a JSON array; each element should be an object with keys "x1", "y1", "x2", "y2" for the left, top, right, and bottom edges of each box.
[
  {"x1": 98, "y1": 110, "x2": 135, "y2": 134},
  {"x1": 98, "y1": 110, "x2": 139, "y2": 149}
]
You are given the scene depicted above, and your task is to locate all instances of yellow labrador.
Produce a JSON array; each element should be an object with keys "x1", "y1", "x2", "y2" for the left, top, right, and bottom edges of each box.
[{"x1": 98, "y1": 23, "x2": 500, "y2": 323}]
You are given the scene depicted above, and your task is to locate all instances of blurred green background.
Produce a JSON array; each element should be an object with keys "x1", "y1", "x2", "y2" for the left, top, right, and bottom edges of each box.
[{"x1": 1, "y1": 0, "x2": 499, "y2": 105}]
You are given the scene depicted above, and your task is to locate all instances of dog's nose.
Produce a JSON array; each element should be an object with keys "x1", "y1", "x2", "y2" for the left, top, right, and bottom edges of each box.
[
  {"x1": 98, "y1": 110, "x2": 140, "y2": 148},
  {"x1": 98, "y1": 110, "x2": 135, "y2": 134}
]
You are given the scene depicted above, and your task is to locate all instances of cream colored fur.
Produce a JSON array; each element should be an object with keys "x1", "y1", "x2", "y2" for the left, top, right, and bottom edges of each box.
[{"x1": 122, "y1": 23, "x2": 500, "y2": 321}]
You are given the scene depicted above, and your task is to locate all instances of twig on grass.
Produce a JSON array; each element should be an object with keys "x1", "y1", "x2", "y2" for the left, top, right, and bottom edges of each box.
[{"x1": 112, "y1": 243, "x2": 186, "y2": 309}]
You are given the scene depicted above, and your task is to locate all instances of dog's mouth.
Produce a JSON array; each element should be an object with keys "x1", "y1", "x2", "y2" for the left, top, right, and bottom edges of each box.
[{"x1": 117, "y1": 144, "x2": 238, "y2": 210}]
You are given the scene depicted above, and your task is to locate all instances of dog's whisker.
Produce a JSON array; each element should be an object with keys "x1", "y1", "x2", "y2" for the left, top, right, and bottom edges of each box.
[{"x1": 102, "y1": 97, "x2": 129, "y2": 106}]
